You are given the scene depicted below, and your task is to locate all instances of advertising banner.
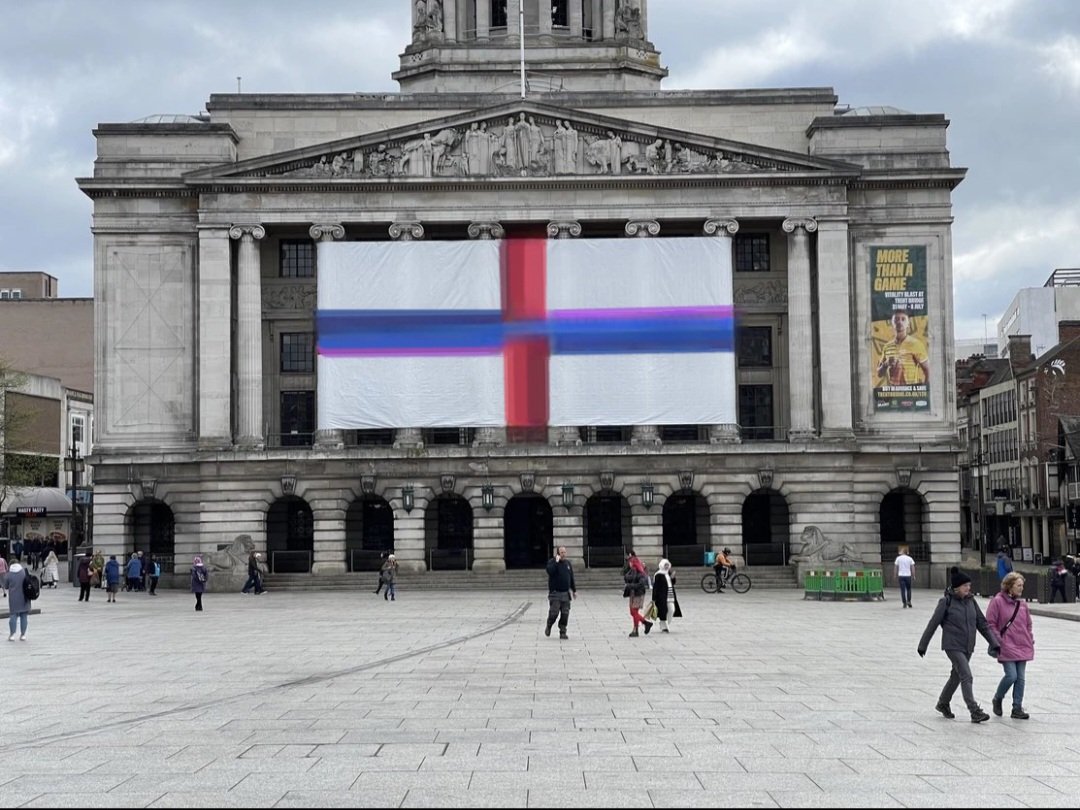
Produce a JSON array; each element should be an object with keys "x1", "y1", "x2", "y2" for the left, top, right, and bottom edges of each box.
[{"x1": 870, "y1": 245, "x2": 929, "y2": 412}]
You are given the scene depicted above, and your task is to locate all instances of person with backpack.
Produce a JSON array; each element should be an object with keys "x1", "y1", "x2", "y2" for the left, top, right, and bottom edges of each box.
[
  {"x1": 1048, "y1": 559, "x2": 1068, "y2": 603},
  {"x1": 3, "y1": 560, "x2": 35, "y2": 641},
  {"x1": 190, "y1": 555, "x2": 209, "y2": 612},
  {"x1": 986, "y1": 572, "x2": 1033, "y2": 720},
  {"x1": 917, "y1": 567, "x2": 1001, "y2": 723},
  {"x1": 380, "y1": 554, "x2": 398, "y2": 601},
  {"x1": 623, "y1": 550, "x2": 652, "y2": 637},
  {"x1": 996, "y1": 549, "x2": 1013, "y2": 581}
]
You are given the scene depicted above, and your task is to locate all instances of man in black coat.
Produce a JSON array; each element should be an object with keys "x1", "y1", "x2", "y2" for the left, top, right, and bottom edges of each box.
[{"x1": 545, "y1": 546, "x2": 577, "y2": 640}]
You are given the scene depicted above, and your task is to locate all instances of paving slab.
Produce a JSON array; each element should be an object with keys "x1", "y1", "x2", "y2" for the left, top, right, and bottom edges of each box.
[{"x1": 0, "y1": 586, "x2": 1078, "y2": 807}]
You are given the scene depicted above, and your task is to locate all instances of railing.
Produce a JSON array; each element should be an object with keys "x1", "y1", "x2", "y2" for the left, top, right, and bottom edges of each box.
[
  {"x1": 271, "y1": 550, "x2": 313, "y2": 573},
  {"x1": 349, "y1": 549, "x2": 389, "y2": 572},
  {"x1": 266, "y1": 432, "x2": 314, "y2": 448},
  {"x1": 429, "y1": 548, "x2": 471, "y2": 571},
  {"x1": 744, "y1": 541, "x2": 788, "y2": 566},
  {"x1": 740, "y1": 425, "x2": 783, "y2": 442},
  {"x1": 663, "y1": 543, "x2": 706, "y2": 567},
  {"x1": 585, "y1": 545, "x2": 626, "y2": 568}
]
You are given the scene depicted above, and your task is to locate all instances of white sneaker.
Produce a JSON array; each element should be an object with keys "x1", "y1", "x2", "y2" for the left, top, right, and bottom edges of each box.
[
  {"x1": 7, "y1": 634, "x2": 15, "y2": 642},
  {"x1": 19, "y1": 635, "x2": 26, "y2": 641}
]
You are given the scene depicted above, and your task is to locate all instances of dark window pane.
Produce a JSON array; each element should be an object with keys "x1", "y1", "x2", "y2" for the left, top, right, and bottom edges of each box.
[
  {"x1": 280, "y1": 332, "x2": 314, "y2": 373},
  {"x1": 739, "y1": 384, "x2": 774, "y2": 441},
  {"x1": 734, "y1": 234, "x2": 770, "y2": 272},
  {"x1": 280, "y1": 240, "x2": 315, "y2": 278},
  {"x1": 280, "y1": 391, "x2": 314, "y2": 446},
  {"x1": 659, "y1": 425, "x2": 705, "y2": 442},
  {"x1": 736, "y1": 326, "x2": 772, "y2": 368},
  {"x1": 491, "y1": 0, "x2": 507, "y2": 27},
  {"x1": 424, "y1": 428, "x2": 475, "y2": 446},
  {"x1": 552, "y1": 0, "x2": 568, "y2": 26}
]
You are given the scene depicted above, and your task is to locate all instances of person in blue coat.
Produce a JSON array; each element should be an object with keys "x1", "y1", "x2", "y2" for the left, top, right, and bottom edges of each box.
[{"x1": 104, "y1": 555, "x2": 121, "y2": 603}]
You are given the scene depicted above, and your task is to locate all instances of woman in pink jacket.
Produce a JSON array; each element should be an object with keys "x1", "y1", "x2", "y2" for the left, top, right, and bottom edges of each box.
[{"x1": 985, "y1": 571, "x2": 1034, "y2": 720}]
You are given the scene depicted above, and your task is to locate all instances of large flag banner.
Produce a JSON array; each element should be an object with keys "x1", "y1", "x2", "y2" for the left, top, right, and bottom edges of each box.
[
  {"x1": 317, "y1": 237, "x2": 736, "y2": 428},
  {"x1": 869, "y1": 245, "x2": 929, "y2": 412}
]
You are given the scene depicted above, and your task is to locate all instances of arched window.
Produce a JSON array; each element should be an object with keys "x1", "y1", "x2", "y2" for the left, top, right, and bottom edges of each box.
[
  {"x1": 741, "y1": 489, "x2": 790, "y2": 566},
  {"x1": 662, "y1": 491, "x2": 709, "y2": 566},
  {"x1": 267, "y1": 496, "x2": 314, "y2": 573},
  {"x1": 584, "y1": 493, "x2": 630, "y2": 567},
  {"x1": 345, "y1": 496, "x2": 394, "y2": 571},
  {"x1": 128, "y1": 500, "x2": 175, "y2": 571},
  {"x1": 504, "y1": 494, "x2": 553, "y2": 569},
  {"x1": 880, "y1": 489, "x2": 927, "y2": 562},
  {"x1": 424, "y1": 494, "x2": 473, "y2": 570}
]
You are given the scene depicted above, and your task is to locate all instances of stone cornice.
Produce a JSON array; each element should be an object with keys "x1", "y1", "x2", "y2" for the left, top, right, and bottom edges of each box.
[{"x1": 807, "y1": 113, "x2": 948, "y2": 136}]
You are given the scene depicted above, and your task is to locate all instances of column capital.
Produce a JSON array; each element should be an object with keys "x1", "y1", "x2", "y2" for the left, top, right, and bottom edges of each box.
[
  {"x1": 467, "y1": 221, "x2": 506, "y2": 240},
  {"x1": 625, "y1": 219, "x2": 660, "y2": 238},
  {"x1": 309, "y1": 223, "x2": 345, "y2": 241},
  {"x1": 782, "y1": 217, "x2": 818, "y2": 235},
  {"x1": 389, "y1": 221, "x2": 424, "y2": 241},
  {"x1": 228, "y1": 224, "x2": 265, "y2": 241},
  {"x1": 703, "y1": 218, "x2": 739, "y2": 237},
  {"x1": 547, "y1": 220, "x2": 582, "y2": 239}
]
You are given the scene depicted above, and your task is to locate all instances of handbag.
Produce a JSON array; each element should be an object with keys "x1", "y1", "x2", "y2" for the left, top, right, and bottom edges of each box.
[{"x1": 644, "y1": 600, "x2": 658, "y2": 621}]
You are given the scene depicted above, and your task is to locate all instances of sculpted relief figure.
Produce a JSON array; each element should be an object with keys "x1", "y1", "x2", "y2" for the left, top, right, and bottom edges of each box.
[
  {"x1": 413, "y1": 0, "x2": 444, "y2": 40},
  {"x1": 398, "y1": 132, "x2": 435, "y2": 176},
  {"x1": 526, "y1": 116, "x2": 547, "y2": 173},
  {"x1": 614, "y1": 0, "x2": 644, "y2": 40},
  {"x1": 464, "y1": 122, "x2": 488, "y2": 175},
  {"x1": 429, "y1": 128, "x2": 460, "y2": 175},
  {"x1": 585, "y1": 130, "x2": 623, "y2": 174},
  {"x1": 552, "y1": 119, "x2": 581, "y2": 174}
]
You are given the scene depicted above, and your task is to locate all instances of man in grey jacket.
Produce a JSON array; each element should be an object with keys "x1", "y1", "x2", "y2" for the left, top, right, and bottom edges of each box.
[{"x1": 918, "y1": 567, "x2": 1000, "y2": 723}]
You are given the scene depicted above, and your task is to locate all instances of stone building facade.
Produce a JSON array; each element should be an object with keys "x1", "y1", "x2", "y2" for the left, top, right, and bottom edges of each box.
[{"x1": 77, "y1": 0, "x2": 965, "y2": 582}]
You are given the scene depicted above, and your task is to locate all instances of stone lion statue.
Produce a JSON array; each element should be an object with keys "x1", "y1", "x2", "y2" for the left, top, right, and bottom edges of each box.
[
  {"x1": 204, "y1": 535, "x2": 261, "y2": 573},
  {"x1": 788, "y1": 526, "x2": 863, "y2": 566}
]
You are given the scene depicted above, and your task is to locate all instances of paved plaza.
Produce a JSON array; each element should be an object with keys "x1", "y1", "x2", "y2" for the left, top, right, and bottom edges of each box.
[{"x1": 1, "y1": 579, "x2": 1079, "y2": 808}]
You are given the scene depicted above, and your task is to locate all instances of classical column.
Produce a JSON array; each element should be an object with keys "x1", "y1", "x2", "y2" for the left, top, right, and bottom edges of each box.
[
  {"x1": 592, "y1": 0, "x2": 603, "y2": 38},
  {"x1": 310, "y1": 224, "x2": 347, "y2": 450},
  {"x1": 546, "y1": 219, "x2": 583, "y2": 446},
  {"x1": 703, "y1": 218, "x2": 741, "y2": 443},
  {"x1": 816, "y1": 217, "x2": 854, "y2": 439},
  {"x1": 507, "y1": 0, "x2": 521, "y2": 39},
  {"x1": 477, "y1": 0, "x2": 490, "y2": 38},
  {"x1": 569, "y1": 0, "x2": 584, "y2": 37},
  {"x1": 539, "y1": 0, "x2": 553, "y2": 36},
  {"x1": 470, "y1": 220, "x2": 507, "y2": 447},
  {"x1": 602, "y1": 0, "x2": 615, "y2": 40},
  {"x1": 197, "y1": 226, "x2": 232, "y2": 449},
  {"x1": 547, "y1": 220, "x2": 582, "y2": 239},
  {"x1": 626, "y1": 219, "x2": 662, "y2": 446},
  {"x1": 624, "y1": 219, "x2": 660, "y2": 238},
  {"x1": 783, "y1": 217, "x2": 817, "y2": 441},
  {"x1": 389, "y1": 221, "x2": 426, "y2": 449},
  {"x1": 444, "y1": 0, "x2": 458, "y2": 41},
  {"x1": 229, "y1": 224, "x2": 266, "y2": 448}
]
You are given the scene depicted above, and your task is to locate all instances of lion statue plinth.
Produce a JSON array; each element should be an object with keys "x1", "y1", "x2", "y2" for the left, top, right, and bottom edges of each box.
[{"x1": 204, "y1": 535, "x2": 266, "y2": 574}]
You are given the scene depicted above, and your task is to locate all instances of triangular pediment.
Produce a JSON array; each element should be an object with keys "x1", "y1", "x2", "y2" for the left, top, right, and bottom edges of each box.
[{"x1": 184, "y1": 100, "x2": 860, "y2": 184}]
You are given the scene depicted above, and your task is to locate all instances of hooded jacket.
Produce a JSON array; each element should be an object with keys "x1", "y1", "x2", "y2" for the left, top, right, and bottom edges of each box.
[{"x1": 3, "y1": 564, "x2": 29, "y2": 613}]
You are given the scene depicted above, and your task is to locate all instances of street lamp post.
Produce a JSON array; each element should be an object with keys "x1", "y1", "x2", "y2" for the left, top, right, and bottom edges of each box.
[{"x1": 63, "y1": 446, "x2": 84, "y2": 558}]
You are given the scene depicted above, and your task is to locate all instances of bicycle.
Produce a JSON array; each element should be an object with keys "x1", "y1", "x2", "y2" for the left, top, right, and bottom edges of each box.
[{"x1": 701, "y1": 568, "x2": 751, "y2": 594}]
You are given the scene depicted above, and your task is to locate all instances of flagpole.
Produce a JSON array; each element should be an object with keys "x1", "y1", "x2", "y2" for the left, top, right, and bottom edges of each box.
[{"x1": 519, "y1": 2, "x2": 526, "y2": 98}]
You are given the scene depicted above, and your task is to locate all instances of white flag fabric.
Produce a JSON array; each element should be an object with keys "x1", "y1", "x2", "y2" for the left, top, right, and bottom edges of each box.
[{"x1": 316, "y1": 237, "x2": 735, "y2": 429}]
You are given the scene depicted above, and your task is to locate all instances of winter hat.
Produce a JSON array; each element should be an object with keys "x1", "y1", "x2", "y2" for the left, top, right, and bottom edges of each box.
[{"x1": 950, "y1": 566, "x2": 971, "y2": 589}]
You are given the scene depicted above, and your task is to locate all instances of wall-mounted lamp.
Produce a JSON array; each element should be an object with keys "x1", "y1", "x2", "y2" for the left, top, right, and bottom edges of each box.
[
  {"x1": 642, "y1": 483, "x2": 654, "y2": 510},
  {"x1": 280, "y1": 475, "x2": 296, "y2": 496},
  {"x1": 138, "y1": 477, "x2": 156, "y2": 501},
  {"x1": 361, "y1": 475, "x2": 376, "y2": 496},
  {"x1": 481, "y1": 484, "x2": 495, "y2": 511},
  {"x1": 402, "y1": 485, "x2": 415, "y2": 513},
  {"x1": 678, "y1": 470, "x2": 694, "y2": 492},
  {"x1": 561, "y1": 483, "x2": 575, "y2": 509}
]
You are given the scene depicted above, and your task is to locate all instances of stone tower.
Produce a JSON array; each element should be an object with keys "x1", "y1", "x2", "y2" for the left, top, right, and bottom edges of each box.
[{"x1": 396, "y1": 0, "x2": 666, "y2": 92}]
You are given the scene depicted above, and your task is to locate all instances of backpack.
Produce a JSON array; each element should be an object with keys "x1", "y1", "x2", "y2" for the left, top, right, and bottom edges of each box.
[
  {"x1": 195, "y1": 567, "x2": 207, "y2": 584},
  {"x1": 22, "y1": 573, "x2": 40, "y2": 602}
]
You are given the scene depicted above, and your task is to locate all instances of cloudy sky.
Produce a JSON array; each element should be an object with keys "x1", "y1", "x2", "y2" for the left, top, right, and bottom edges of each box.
[{"x1": 2, "y1": 0, "x2": 1078, "y2": 343}]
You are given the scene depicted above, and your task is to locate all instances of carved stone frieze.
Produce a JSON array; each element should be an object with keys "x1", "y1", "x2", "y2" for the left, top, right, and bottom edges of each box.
[
  {"x1": 263, "y1": 283, "x2": 317, "y2": 311},
  {"x1": 733, "y1": 280, "x2": 788, "y2": 306},
  {"x1": 258, "y1": 114, "x2": 791, "y2": 181}
]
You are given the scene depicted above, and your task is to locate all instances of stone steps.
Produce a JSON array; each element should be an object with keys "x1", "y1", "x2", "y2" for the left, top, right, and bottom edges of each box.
[{"x1": 262, "y1": 566, "x2": 798, "y2": 591}]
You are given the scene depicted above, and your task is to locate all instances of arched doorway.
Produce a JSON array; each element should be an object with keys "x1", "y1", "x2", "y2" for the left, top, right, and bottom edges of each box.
[
  {"x1": 662, "y1": 491, "x2": 709, "y2": 567},
  {"x1": 267, "y1": 496, "x2": 314, "y2": 573},
  {"x1": 504, "y1": 493, "x2": 553, "y2": 569},
  {"x1": 880, "y1": 488, "x2": 927, "y2": 563},
  {"x1": 127, "y1": 500, "x2": 175, "y2": 572},
  {"x1": 424, "y1": 494, "x2": 473, "y2": 570},
  {"x1": 584, "y1": 493, "x2": 630, "y2": 568},
  {"x1": 741, "y1": 489, "x2": 790, "y2": 566},
  {"x1": 345, "y1": 496, "x2": 394, "y2": 571}
]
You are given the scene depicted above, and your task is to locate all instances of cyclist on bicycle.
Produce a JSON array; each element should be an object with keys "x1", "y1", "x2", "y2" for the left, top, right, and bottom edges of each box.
[{"x1": 712, "y1": 548, "x2": 735, "y2": 593}]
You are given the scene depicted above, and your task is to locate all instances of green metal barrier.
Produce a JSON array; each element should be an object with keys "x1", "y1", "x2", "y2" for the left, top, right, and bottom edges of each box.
[
  {"x1": 804, "y1": 570, "x2": 822, "y2": 600},
  {"x1": 801, "y1": 568, "x2": 886, "y2": 601}
]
